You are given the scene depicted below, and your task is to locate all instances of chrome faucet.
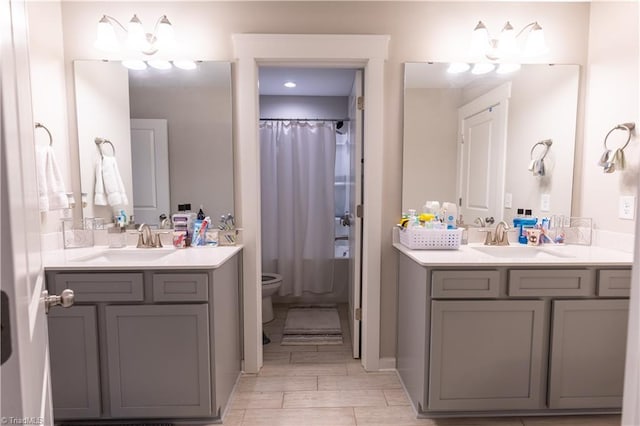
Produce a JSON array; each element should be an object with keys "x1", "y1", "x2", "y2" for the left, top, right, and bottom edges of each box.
[{"x1": 136, "y1": 223, "x2": 156, "y2": 248}]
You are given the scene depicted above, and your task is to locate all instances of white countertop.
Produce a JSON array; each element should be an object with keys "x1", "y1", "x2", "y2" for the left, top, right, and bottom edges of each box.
[
  {"x1": 393, "y1": 242, "x2": 632, "y2": 267},
  {"x1": 43, "y1": 245, "x2": 243, "y2": 271}
]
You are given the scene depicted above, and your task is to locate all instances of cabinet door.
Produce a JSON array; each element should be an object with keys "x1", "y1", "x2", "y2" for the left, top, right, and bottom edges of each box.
[
  {"x1": 48, "y1": 306, "x2": 101, "y2": 419},
  {"x1": 429, "y1": 300, "x2": 545, "y2": 411},
  {"x1": 549, "y1": 299, "x2": 628, "y2": 409},
  {"x1": 105, "y1": 304, "x2": 212, "y2": 418}
]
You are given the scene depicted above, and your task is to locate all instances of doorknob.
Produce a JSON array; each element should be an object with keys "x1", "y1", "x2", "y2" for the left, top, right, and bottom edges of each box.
[{"x1": 43, "y1": 289, "x2": 74, "y2": 314}]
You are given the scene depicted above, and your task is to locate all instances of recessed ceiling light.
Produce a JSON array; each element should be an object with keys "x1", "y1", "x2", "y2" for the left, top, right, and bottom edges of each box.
[{"x1": 283, "y1": 81, "x2": 296, "y2": 88}]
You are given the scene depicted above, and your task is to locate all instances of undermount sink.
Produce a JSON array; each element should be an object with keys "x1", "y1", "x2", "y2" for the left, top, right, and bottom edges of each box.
[
  {"x1": 70, "y1": 249, "x2": 175, "y2": 263},
  {"x1": 471, "y1": 245, "x2": 574, "y2": 259}
]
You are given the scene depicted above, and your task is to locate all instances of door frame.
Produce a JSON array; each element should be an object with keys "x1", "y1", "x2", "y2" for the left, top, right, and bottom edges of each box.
[{"x1": 233, "y1": 34, "x2": 389, "y2": 373}]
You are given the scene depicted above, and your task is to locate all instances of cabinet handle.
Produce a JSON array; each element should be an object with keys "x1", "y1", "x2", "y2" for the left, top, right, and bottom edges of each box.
[{"x1": 44, "y1": 289, "x2": 75, "y2": 314}]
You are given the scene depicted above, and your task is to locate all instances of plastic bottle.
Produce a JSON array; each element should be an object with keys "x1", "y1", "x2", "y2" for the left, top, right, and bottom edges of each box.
[
  {"x1": 407, "y1": 209, "x2": 419, "y2": 227},
  {"x1": 197, "y1": 205, "x2": 205, "y2": 220}
]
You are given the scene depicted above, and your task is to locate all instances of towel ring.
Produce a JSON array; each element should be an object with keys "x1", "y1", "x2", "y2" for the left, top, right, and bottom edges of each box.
[
  {"x1": 34, "y1": 122, "x2": 53, "y2": 146},
  {"x1": 530, "y1": 139, "x2": 553, "y2": 160},
  {"x1": 94, "y1": 137, "x2": 116, "y2": 158},
  {"x1": 604, "y1": 122, "x2": 635, "y2": 151}
]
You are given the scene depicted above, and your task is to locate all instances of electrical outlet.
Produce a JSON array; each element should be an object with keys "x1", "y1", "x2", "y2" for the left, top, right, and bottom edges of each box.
[
  {"x1": 504, "y1": 192, "x2": 513, "y2": 208},
  {"x1": 540, "y1": 194, "x2": 551, "y2": 212},
  {"x1": 619, "y1": 196, "x2": 636, "y2": 220}
]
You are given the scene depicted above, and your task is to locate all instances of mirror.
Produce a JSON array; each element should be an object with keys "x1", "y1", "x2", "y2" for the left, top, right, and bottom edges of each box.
[
  {"x1": 402, "y1": 62, "x2": 579, "y2": 224},
  {"x1": 74, "y1": 60, "x2": 233, "y2": 226}
]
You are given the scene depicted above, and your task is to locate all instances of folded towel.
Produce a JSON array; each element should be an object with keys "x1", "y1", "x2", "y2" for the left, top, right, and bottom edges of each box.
[
  {"x1": 35, "y1": 145, "x2": 69, "y2": 212},
  {"x1": 94, "y1": 156, "x2": 128, "y2": 206}
]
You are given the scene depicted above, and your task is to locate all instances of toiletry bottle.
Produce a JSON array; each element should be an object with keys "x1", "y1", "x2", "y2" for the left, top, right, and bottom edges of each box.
[
  {"x1": 445, "y1": 214, "x2": 456, "y2": 229},
  {"x1": 197, "y1": 205, "x2": 205, "y2": 220}
]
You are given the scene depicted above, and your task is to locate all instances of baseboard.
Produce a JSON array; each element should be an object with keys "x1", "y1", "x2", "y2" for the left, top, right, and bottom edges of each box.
[{"x1": 378, "y1": 356, "x2": 396, "y2": 370}]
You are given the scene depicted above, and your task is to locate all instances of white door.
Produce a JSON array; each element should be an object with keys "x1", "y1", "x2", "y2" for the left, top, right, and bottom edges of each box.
[
  {"x1": 1, "y1": 1, "x2": 53, "y2": 423},
  {"x1": 130, "y1": 119, "x2": 170, "y2": 225},
  {"x1": 347, "y1": 70, "x2": 363, "y2": 359},
  {"x1": 457, "y1": 85, "x2": 509, "y2": 224}
]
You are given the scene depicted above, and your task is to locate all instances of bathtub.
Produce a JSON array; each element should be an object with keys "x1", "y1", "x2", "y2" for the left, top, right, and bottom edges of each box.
[{"x1": 272, "y1": 239, "x2": 350, "y2": 304}]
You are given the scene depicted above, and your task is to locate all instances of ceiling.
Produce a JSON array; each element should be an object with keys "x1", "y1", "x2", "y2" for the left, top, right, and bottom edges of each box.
[{"x1": 259, "y1": 67, "x2": 357, "y2": 96}]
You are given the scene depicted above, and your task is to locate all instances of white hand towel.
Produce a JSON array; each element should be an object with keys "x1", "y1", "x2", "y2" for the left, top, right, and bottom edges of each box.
[
  {"x1": 94, "y1": 157, "x2": 107, "y2": 205},
  {"x1": 95, "y1": 156, "x2": 128, "y2": 207},
  {"x1": 35, "y1": 145, "x2": 69, "y2": 212}
]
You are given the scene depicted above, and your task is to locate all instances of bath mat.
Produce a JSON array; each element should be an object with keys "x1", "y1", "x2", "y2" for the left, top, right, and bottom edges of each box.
[{"x1": 281, "y1": 305, "x2": 343, "y2": 345}]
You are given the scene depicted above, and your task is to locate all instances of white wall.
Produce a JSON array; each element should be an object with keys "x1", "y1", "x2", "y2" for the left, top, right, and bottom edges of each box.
[
  {"x1": 503, "y1": 64, "x2": 579, "y2": 223},
  {"x1": 402, "y1": 88, "x2": 461, "y2": 212},
  {"x1": 27, "y1": 1, "x2": 73, "y2": 237},
  {"x1": 47, "y1": 0, "x2": 595, "y2": 359},
  {"x1": 74, "y1": 61, "x2": 134, "y2": 222},
  {"x1": 260, "y1": 95, "x2": 348, "y2": 119},
  {"x1": 578, "y1": 1, "x2": 639, "y2": 234}
]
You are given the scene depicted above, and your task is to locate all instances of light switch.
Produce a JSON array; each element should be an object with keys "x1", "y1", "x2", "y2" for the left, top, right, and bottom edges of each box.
[
  {"x1": 504, "y1": 192, "x2": 513, "y2": 209},
  {"x1": 619, "y1": 196, "x2": 636, "y2": 220},
  {"x1": 541, "y1": 194, "x2": 551, "y2": 212}
]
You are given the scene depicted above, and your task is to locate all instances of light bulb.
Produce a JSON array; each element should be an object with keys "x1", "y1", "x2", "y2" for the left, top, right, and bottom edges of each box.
[
  {"x1": 498, "y1": 21, "x2": 518, "y2": 56},
  {"x1": 283, "y1": 81, "x2": 297, "y2": 88},
  {"x1": 147, "y1": 60, "x2": 172, "y2": 70},
  {"x1": 122, "y1": 60, "x2": 147, "y2": 71},
  {"x1": 173, "y1": 60, "x2": 197, "y2": 70},
  {"x1": 94, "y1": 16, "x2": 119, "y2": 53},
  {"x1": 155, "y1": 15, "x2": 176, "y2": 50},
  {"x1": 447, "y1": 62, "x2": 470, "y2": 74},
  {"x1": 126, "y1": 14, "x2": 149, "y2": 51},
  {"x1": 470, "y1": 21, "x2": 490, "y2": 57},
  {"x1": 524, "y1": 23, "x2": 549, "y2": 57},
  {"x1": 471, "y1": 63, "x2": 495, "y2": 75}
]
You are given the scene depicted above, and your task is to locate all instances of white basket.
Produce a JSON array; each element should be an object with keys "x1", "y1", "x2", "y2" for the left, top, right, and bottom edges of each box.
[{"x1": 399, "y1": 227, "x2": 463, "y2": 250}]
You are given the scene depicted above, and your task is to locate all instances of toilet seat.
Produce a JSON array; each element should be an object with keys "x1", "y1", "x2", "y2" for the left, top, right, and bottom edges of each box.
[{"x1": 262, "y1": 273, "x2": 282, "y2": 286}]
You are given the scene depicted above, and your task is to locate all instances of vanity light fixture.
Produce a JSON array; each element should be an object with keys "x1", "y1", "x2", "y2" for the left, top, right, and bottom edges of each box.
[
  {"x1": 283, "y1": 81, "x2": 297, "y2": 88},
  {"x1": 95, "y1": 15, "x2": 197, "y2": 72},
  {"x1": 471, "y1": 20, "x2": 548, "y2": 61},
  {"x1": 95, "y1": 14, "x2": 176, "y2": 56}
]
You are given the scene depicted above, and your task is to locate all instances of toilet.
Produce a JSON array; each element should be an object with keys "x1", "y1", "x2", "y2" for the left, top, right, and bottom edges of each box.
[{"x1": 261, "y1": 273, "x2": 283, "y2": 323}]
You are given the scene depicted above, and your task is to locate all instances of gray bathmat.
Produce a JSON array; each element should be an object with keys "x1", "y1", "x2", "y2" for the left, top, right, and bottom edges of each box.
[{"x1": 281, "y1": 305, "x2": 343, "y2": 345}]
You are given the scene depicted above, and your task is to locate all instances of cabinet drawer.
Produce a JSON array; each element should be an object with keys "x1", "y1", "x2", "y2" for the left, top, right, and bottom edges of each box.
[
  {"x1": 598, "y1": 270, "x2": 631, "y2": 297},
  {"x1": 152, "y1": 273, "x2": 208, "y2": 302},
  {"x1": 53, "y1": 273, "x2": 143, "y2": 302},
  {"x1": 432, "y1": 270, "x2": 500, "y2": 298},
  {"x1": 508, "y1": 270, "x2": 591, "y2": 297}
]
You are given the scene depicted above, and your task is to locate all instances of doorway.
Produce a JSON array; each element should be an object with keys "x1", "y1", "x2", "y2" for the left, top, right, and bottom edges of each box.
[
  {"x1": 233, "y1": 34, "x2": 389, "y2": 373},
  {"x1": 257, "y1": 66, "x2": 363, "y2": 358}
]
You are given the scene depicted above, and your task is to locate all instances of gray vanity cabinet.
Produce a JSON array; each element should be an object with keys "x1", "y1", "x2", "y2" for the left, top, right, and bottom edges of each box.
[
  {"x1": 48, "y1": 306, "x2": 101, "y2": 419},
  {"x1": 105, "y1": 304, "x2": 212, "y2": 418},
  {"x1": 548, "y1": 299, "x2": 629, "y2": 409},
  {"x1": 429, "y1": 300, "x2": 546, "y2": 411},
  {"x1": 395, "y1": 252, "x2": 632, "y2": 417},
  {"x1": 46, "y1": 252, "x2": 242, "y2": 423}
]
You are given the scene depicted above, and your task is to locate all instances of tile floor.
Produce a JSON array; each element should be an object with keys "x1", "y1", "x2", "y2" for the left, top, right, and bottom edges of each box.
[{"x1": 224, "y1": 303, "x2": 621, "y2": 426}]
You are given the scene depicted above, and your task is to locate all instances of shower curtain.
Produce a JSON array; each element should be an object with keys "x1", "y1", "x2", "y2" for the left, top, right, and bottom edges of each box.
[{"x1": 260, "y1": 120, "x2": 336, "y2": 296}]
